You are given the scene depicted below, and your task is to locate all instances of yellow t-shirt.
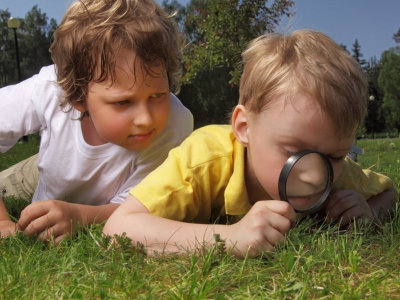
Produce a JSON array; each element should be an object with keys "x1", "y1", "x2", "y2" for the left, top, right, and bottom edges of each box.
[
  {"x1": 332, "y1": 157, "x2": 394, "y2": 198},
  {"x1": 131, "y1": 125, "x2": 394, "y2": 223}
]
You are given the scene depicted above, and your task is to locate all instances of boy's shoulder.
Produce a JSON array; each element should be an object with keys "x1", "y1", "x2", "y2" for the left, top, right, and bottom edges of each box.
[
  {"x1": 174, "y1": 124, "x2": 238, "y2": 167},
  {"x1": 35, "y1": 65, "x2": 57, "y2": 82}
]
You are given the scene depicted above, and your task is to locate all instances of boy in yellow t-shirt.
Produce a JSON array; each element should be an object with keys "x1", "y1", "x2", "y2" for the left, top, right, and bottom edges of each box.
[{"x1": 103, "y1": 30, "x2": 397, "y2": 257}]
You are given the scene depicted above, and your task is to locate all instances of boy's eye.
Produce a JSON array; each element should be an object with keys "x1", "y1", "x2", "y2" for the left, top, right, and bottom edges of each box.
[
  {"x1": 114, "y1": 100, "x2": 129, "y2": 106},
  {"x1": 283, "y1": 149, "x2": 296, "y2": 158},
  {"x1": 328, "y1": 156, "x2": 344, "y2": 163},
  {"x1": 150, "y1": 93, "x2": 164, "y2": 98}
]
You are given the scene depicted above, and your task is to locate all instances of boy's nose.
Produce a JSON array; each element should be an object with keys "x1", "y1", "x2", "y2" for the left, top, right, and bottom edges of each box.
[
  {"x1": 294, "y1": 153, "x2": 328, "y2": 190},
  {"x1": 133, "y1": 104, "x2": 153, "y2": 127},
  {"x1": 298, "y1": 167, "x2": 327, "y2": 191}
]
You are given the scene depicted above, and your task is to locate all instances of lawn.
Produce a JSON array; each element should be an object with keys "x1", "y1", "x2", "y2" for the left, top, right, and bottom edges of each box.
[{"x1": 0, "y1": 137, "x2": 399, "y2": 299}]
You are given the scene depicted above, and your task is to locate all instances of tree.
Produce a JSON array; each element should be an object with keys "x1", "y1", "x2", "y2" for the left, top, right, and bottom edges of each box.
[
  {"x1": 364, "y1": 56, "x2": 385, "y2": 137},
  {"x1": 0, "y1": 10, "x2": 17, "y2": 87},
  {"x1": 340, "y1": 43, "x2": 350, "y2": 54},
  {"x1": 351, "y1": 39, "x2": 367, "y2": 69},
  {"x1": 378, "y1": 46, "x2": 400, "y2": 132},
  {"x1": 162, "y1": 0, "x2": 293, "y2": 126},
  {"x1": 393, "y1": 28, "x2": 400, "y2": 43},
  {"x1": 183, "y1": 0, "x2": 294, "y2": 85},
  {"x1": 18, "y1": 6, "x2": 57, "y2": 80},
  {"x1": 0, "y1": 6, "x2": 57, "y2": 87}
]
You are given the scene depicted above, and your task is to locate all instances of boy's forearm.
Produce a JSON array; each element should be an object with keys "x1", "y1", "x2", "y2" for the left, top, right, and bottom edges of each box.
[
  {"x1": 0, "y1": 197, "x2": 11, "y2": 222},
  {"x1": 368, "y1": 186, "x2": 398, "y2": 219},
  {"x1": 0, "y1": 197, "x2": 17, "y2": 236},
  {"x1": 71, "y1": 202, "x2": 120, "y2": 227},
  {"x1": 103, "y1": 211, "x2": 229, "y2": 255}
]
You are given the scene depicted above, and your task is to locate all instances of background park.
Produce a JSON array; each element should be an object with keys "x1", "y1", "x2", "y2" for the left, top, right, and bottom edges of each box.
[{"x1": 0, "y1": 0, "x2": 400, "y2": 298}]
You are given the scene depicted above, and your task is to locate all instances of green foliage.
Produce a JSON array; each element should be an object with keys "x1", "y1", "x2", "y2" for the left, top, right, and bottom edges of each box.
[
  {"x1": 394, "y1": 28, "x2": 400, "y2": 43},
  {"x1": 167, "y1": 0, "x2": 293, "y2": 126},
  {"x1": 351, "y1": 39, "x2": 367, "y2": 68},
  {"x1": 178, "y1": 67, "x2": 239, "y2": 126},
  {"x1": 378, "y1": 46, "x2": 400, "y2": 132},
  {"x1": 0, "y1": 10, "x2": 17, "y2": 86},
  {"x1": 0, "y1": 6, "x2": 57, "y2": 87},
  {"x1": 365, "y1": 57, "x2": 386, "y2": 135},
  {"x1": 18, "y1": 6, "x2": 57, "y2": 80},
  {"x1": 182, "y1": 0, "x2": 294, "y2": 85}
]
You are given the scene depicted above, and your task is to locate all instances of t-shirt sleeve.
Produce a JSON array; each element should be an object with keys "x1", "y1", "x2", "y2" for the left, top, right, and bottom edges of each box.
[
  {"x1": 332, "y1": 157, "x2": 394, "y2": 199},
  {"x1": 130, "y1": 146, "x2": 199, "y2": 221},
  {"x1": 0, "y1": 74, "x2": 43, "y2": 152},
  {"x1": 130, "y1": 128, "x2": 233, "y2": 223}
]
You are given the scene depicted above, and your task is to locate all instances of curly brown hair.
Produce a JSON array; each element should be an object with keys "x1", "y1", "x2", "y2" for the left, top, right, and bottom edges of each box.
[{"x1": 50, "y1": 0, "x2": 182, "y2": 118}]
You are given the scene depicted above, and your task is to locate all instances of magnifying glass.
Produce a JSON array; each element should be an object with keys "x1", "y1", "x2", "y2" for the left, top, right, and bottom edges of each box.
[{"x1": 278, "y1": 150, "x2": 333, "y2": 214}]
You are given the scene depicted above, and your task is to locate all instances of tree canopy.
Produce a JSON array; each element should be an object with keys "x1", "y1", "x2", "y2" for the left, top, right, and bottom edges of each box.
[
  {"x1": 378, "y1": 46, "x2": 400, "y2": 132},
  {"x1": 1, "y1": 3, "x2": 399, "y2": 135},
  {"x1": 0, "y1": 6, "x2": 56, "y2": 87}
]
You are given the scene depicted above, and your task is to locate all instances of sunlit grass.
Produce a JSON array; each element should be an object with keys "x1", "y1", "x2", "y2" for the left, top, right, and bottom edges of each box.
[{"x1": 0, "y1": 138, "x2": 399, "y2": 298}]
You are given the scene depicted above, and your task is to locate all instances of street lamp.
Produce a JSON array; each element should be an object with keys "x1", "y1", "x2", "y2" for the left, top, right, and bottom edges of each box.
[
  {"x1": 8, "y1": 17, "x2": 28, "y2": 142},
  {"x1": 369, "y1": 95, "x2": 375, "y2": 139},
  {"x1": 8, "y1": 17, "x2": 21, "y2": 82}
]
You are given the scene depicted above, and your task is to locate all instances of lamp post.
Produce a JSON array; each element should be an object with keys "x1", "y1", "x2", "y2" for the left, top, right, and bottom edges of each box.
[
  {"x1": 369, "y1": 95, "x2": 375, "y2": 139},
  {"x1": 8, "y1": 17, "x2": 28, "y2": 142},
  {"x1": 8, "y1": 17, "x2": 21, "y2": 82}
]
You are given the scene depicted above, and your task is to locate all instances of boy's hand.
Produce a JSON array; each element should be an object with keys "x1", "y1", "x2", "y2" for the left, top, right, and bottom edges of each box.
[
  {"x1": 225, "y1": 200, "x2": 296, "y2": 257},
  {"x1": 325, "y1": 190, "x2": 373, "y2": 227},
  {"x1": 0, "y1": 196, "x2": 18, "y2": 237},
  {"x1": 0, "y1": 220, "x2": 18, "y2": 237},
  {"x1": 17, "y1": 200, "x2": 79, "y2": 244}
]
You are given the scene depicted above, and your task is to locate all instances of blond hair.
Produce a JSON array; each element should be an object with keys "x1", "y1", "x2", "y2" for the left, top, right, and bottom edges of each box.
[
  {"x1": 239, "y1": 29, "x2": 367, "y2": 137},
  {"x1": 50, "y1": 0, "x2": 181, "y2": 117}
]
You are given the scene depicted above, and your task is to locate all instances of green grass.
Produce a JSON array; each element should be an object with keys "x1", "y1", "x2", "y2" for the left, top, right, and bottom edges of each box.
[
  {"x1": 0, "y1": 138, "x2": 399, "y2": 299},
  {"x1": 0, "y1": 135, "x2": 40, "y2": 171}
]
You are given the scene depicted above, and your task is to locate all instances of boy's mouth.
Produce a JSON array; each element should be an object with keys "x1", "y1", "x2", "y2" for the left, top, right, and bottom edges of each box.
[
  {"x1": 130, "y1": 129, "x2": 154, "y2": 141},
  {"x1": 286, "y1": 190, "x2": 325, "y2": 210}
]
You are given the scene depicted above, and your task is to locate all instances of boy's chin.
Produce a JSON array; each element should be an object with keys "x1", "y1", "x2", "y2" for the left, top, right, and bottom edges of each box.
[{"x1": 121, "y1": 140, "x2": 154, "y2": 151}]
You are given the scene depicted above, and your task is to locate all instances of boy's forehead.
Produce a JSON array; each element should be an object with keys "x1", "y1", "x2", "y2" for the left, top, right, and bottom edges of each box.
[
  {"x1": 259, "y1": 93, "x2": 355, "y2": 150},
  {"x1": 94, "y1": 51, "x2": 165, "y2": 86},
  {"x1": 265, "y1": 92, "x2": 323, "y2": 116}
]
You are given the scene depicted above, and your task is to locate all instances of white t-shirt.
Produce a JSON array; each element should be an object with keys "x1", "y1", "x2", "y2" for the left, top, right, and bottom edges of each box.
[{"x1": 0, "y1": 65, "x2": 193, "y2": 205}]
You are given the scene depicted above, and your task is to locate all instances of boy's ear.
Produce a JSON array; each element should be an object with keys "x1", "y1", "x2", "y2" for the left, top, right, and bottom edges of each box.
[{"x1": 232, "y1": 105, "x2": 250, "y2": 147}]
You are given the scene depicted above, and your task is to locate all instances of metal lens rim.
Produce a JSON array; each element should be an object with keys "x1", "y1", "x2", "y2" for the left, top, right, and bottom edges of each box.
[{"x1": 278, "y1": 149, "x2": 334, "y2": 214}]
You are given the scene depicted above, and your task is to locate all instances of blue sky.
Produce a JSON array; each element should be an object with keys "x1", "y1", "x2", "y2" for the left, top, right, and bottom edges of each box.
[{"x1": 1, "y1": 0, "x2": 398, "y2": 60}]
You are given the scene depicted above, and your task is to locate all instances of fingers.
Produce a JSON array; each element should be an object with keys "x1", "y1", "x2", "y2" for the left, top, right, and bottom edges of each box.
[
  {"x1": 18, "y1": 202, "x2": 50, "y2": 230},
  {"x1": 21, "y1": 215, "x2": 53, "y2": 236},
  {"x1": 37, "y1": 227, "x2": 69, "y2": 245},
  {"x1": 22, "y1": 217, "x2": 71, "y2": 245},
  {"x1": 325, "y1": 190, "x2": 372, "y2": 227},
  {"x1": 242, "y1": 228, "x2": 284, "y2": 257},
  {"x1": 230, "y1": 201, "x2": 296, "y2": 257},
  {"x1": 263, "y1": 200, "x2": 297, "y2": 229},
  {"x1": 17, "y1": 201, "x2": 76, "y2": 243},
  {"x1": 325, "y1": 190, "x2": 355, "y2": 212}
]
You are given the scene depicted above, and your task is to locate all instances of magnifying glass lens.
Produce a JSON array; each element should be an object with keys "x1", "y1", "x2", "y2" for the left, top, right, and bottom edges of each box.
[{"x1": 278, "y1": 150, "x2": 333, "y2": 213}]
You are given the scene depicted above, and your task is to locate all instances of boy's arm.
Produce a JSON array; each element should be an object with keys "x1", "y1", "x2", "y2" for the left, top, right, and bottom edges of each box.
[
  {"x1": 0, "y1": 197, "x2": 17, "y2": 237},
  {"x1": 18, "y1": 200, "x2": 119, "y2": 244},
  {"x1": 367, "y1": 186, "x2": 398, "y2": 219},
  {"x1": 103, "y1": 195, "x2": 296, "y2": 258},
  {"x1": 326, "y1": 186, "x2": 398, "y2": 226}
]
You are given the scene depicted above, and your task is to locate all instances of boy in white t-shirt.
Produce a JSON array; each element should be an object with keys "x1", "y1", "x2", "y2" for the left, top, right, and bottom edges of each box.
[{"x1": 0, "y1": 0, "x2": 193, "y2": 244}]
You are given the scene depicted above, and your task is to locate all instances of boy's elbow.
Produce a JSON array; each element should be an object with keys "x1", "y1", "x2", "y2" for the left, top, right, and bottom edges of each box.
[
  {"x1": 102, "y1": 195, "x2": 150, "y2": 237},
  {"x1": 102, "y1": 212, "x2": 122, "y2": 237}
]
